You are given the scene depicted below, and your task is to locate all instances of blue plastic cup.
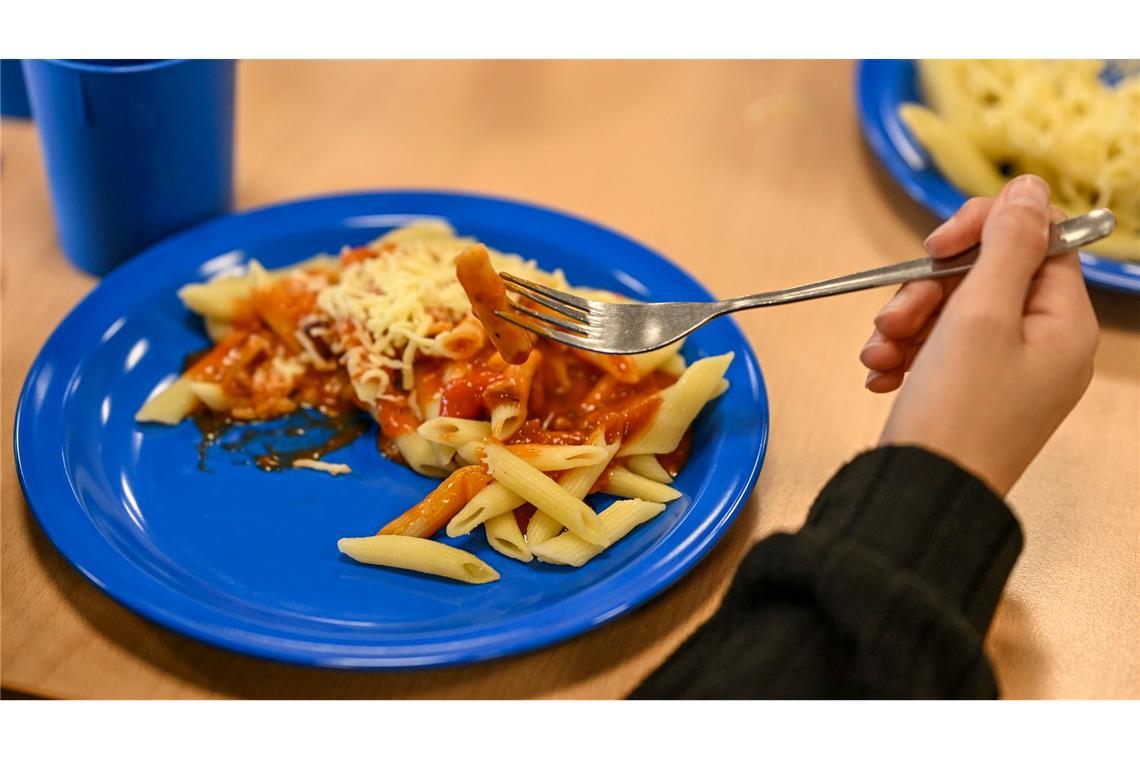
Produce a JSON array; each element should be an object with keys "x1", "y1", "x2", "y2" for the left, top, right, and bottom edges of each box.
[
  {"x1": 21, "y1": 59, "x2": 235, "y2": 275},
  {"x1": 1, "y1": 59, "x2": 33, "y2": 118}
]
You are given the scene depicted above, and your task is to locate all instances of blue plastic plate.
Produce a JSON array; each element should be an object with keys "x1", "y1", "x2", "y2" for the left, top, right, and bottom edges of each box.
[
  {"x1": 14, "y1": 190, "x2": 769, "y2": 669},
  {"x1": 857, "y1": 59, "x2": 1140, "y2": 294}
]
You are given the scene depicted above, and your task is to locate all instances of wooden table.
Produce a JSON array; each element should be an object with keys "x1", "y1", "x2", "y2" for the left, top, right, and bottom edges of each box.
[{"x1": 2, "y1": 60, "x2": 1137, "y2": 699}]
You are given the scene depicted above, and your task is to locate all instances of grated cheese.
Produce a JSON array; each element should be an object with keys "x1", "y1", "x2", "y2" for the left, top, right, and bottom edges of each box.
[
  {"x1": 308, "y1": 222, "x2": 570, "y2": 404},
  {"x1": 293, "y1": 458, "x2": 352, "y2": 475}
]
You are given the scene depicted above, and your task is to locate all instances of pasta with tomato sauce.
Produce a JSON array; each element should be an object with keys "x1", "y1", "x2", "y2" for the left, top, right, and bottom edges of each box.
[{"x1": 137, "y1": 221, "x2": 731, "y2": 584}]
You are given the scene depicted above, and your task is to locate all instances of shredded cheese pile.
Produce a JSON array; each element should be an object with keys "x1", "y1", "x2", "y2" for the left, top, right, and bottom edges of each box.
[{"x1": 307, "y1": 221, "x2": 570, "y2": 404}]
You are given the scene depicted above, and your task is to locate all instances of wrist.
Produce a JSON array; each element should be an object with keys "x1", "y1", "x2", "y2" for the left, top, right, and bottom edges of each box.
[{"x1": 879, "y1": 421, "x2": 1020, "y2": 497}]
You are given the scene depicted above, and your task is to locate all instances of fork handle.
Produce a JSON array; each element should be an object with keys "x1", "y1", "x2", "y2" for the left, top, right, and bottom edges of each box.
[{"x1": 720, "y1": 209, "x2": 1115, "y2": 312}]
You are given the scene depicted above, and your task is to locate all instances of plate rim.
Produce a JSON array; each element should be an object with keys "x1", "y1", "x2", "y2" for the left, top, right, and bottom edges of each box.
[
  {"x1": 855, "y1": 58, "x2": 1140, "y2": 296},
  {"x1": 14, "y1": 188, "x2": 769, "y2": 669}
]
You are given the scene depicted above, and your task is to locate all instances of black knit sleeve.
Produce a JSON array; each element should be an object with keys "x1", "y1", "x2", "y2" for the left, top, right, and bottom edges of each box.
[{"x1": 629, "y1": 445, "x2": 1023, "y2": 699}]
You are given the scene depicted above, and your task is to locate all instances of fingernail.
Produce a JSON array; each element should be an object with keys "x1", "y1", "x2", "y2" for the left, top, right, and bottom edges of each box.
[
  {"x1": 1007, "y1": 175, "x2": 1049, "y2": 208},
  {"x1": 865, "y1": 370, "x2": 881, "y2": 389},
  {"x1": 923, "y1": 218, "x2": 955, "y2": 252}
]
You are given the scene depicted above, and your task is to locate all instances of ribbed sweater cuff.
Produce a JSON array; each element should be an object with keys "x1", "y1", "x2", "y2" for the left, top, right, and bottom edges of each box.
[{"x1": 804, "y1": 445, "x2": 1023, "y2": 636}]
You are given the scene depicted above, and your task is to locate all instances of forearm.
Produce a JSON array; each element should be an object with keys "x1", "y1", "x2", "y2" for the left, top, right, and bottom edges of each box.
[{"x1": 630, "y1": 445, "x2": 1023, "y2": 699}]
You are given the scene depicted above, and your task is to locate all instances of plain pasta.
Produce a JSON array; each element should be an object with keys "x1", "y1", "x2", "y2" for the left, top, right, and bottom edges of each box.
[
  {"x1": 526, "y1": 435, "x2": 620, "y2": 544},
  {"x1": 531, "y1": 499, "x2": 666, "y2": 567},
  {"x1": 625, "y1": 454, "x2": 674, "y2": 484},
  {"x1": 188, "y1": 380, "x2": 236, "y2": 412},
  {"x1": 394, "y1": 432, "x2": 455, "y2": 478},
  {"x1": 482, "y1": 441, "x2": 609, "y2": 547},
  {"x1": 621, "y1": 352, "x2": 733, "y2": 456},
  {"x1": 178, "y1": 275, "x2": 254, "y2": 321},
  {"x1": 134, "y1": 376, "x2": 200, "y2": 424},
  {"x1": 446, "y1": 481, "x2": 526, "y2": 537},
  {"x1": 484, "y1": 512, "x2": 533, "y2": 563},
  {"x1": 337, "y1": 535, "x2": 500, "y2": 584},
  {"x1": 597, "y1": 465, "x2": 683, "y2": 503}
]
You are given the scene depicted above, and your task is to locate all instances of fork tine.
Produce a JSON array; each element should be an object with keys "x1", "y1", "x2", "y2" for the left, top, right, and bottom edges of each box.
[
  {"x1": 506, "y1": 301, "x2": 591, "y2": 335},
  {"x1": 502, "y1": 280, "x2": 591, "y2": 322},
  {"x1": 496, "y1": 309, "x2": 597, "y2": 351},
  {"x1": 499, "y1": 273, "x2": 593, "y2": 310}
]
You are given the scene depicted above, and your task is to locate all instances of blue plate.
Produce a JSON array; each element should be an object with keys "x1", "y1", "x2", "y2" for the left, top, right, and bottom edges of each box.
[
  {"x1": 857, "y1": 59, "x2": 1140, "y2": 295},
  {"x1": 14, "y1": 190, "x2": 769, "y2": 669}
]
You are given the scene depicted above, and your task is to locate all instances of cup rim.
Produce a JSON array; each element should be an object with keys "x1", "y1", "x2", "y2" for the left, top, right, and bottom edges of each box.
[{"x1": 42, "y1": 59, "x2": 189, "y2": 74}]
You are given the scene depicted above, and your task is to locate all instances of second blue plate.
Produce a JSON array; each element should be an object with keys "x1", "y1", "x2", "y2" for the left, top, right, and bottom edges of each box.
[{"x1": 857, "y1": 59, "x2": 1140, "y2": 295}]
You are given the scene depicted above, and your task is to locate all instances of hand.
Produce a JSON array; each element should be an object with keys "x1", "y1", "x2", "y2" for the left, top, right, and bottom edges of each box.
[{"x1": 860, "y1": 175, "x2": 1099, "y2": 496}]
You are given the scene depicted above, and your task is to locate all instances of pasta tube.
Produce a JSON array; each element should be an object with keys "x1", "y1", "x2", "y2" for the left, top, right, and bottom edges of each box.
[
  {"x1": 135, "y1": 376, "x2": 201, "y2": 424},
  {"x1": 485, "y1": 511, "x2": 533, "y2": 563},
  {"x1": 596, "y1": 465, "x2": 682, "y2": 503},
  {"x1": 338, "y1": 535, "x2": 499, "y2": 584},
  {"x1": 531, "y1": 499, "x2": 666, "y2": 567},
  {"x1": 527, "y1": 433, "x2": 621, "y2": 544},
  {"x1": 446, "y1": 482, "x2": 526, "y2": 537},
  {"x1": 379, "y1": 465, "x2": 492, "y2": 538},
  {"x1": 482, "y1": 441, "x2": 609, "y2": 547},
  {"x1": 455, "y1": 243, "x2": 534, "y2": 365},
  {"x1": 625, "y1": 454, "x2": 674, "y2": 484},
  {"x1": 417, "y1": 417, "x2": 493, "y2": 448},
  {"x1": 486, "y1": 350, "x2": 542, "y2": 439},
  {"x1": 621, "y1": 352, "x2": 733, "y2": 456}
]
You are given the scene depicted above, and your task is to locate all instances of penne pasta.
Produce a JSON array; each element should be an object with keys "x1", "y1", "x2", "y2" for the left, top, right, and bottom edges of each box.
[
  {"x1": 524, "y1": 510, "x2": 563, "y2": 547},
  {"x1": 482, "y1": 441, "x2": 609, "y2": 547},
  {"x1": 135, "y1": 376, "x2": 201, "y2": 424},
  {"x1": 596, "y1": 465, "x2": 683, "y2": 503},
  {"x1": 446, "y1": 482, "x2": 527, "y2": 537},
  {"x1": 379, "y1": 465, "x2": 492, "y2": 538},
  {"x1": 455, "y1": 243, "x2": 534, "y2": 365},
  {"x1": 527, "y1": 433, "x2": 621, "y2": 544},
  {"x1": 188, "y1": 380, "x2": 237, "y2": 412},
  {"x1": 621, "y1": 352, "x2": 733, "y2": 456},
  {"x1": 627, "y1": 339, "x2": 685, "y2": 381},
  {"x1": 394, "y1": 432, "x2": 456, "y2": 478},
  {"x1": 485, "y1": 511, "x2": 533, "y2": 563},
  {"x1": 490, "y1": 402, "x2": 523, "y2": 441},
  {"x1": 658, "y1": 353, "x2": 688, "y2": 377},
  {"x1": 338, "y1": 535, "x2": 500, "y2": 584},
  {"x1": 417, "y1": 417, "x2": 493, "y2": 448},
  {"x1": 503, "y1": 443, "x2": 610, "y2": 471},
  {"x1": 486, "y1": 350, "x2": 542, "y2": 439},
  {"x1": 177, "y1": 275, "x2": 254, "y2": 321},
  {"x1": 625, "y1": 454, "x2": 674, "y2": 484},
  {"x1": 531, "y1": 499, "x2": 666, "y2": 567},
  {"x1": 438, "y1": 315, "x2": 486, "y2": 360},
  {"x1": 455, "y1": 439, "x2": 611, "y2": 473}
]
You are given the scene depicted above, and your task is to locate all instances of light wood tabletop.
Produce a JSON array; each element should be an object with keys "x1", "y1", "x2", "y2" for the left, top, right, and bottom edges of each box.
[{"x1": 2, "y1": 60, "x2": 1137, "y2": 699}]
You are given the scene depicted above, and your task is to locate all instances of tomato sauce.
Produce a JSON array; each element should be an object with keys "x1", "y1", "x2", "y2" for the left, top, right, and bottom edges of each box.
[{"x1": 439, "y1": 369, "x2": 499, "y2": 419}]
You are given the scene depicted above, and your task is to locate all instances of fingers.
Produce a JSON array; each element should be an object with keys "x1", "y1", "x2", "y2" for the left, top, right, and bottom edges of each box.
[
  {"x1": 924, "y1": 196, "x2": 996, "y2": 258},
  {"x1": 958, "y1": 174, "x2": 1052, "y2": 311},
  {"x1": 1025, "y1": 206, "x2": 1091, "y2": 318},
  {"x1": 861, "y1": 329, "x2": 906, "y2": 371},
  {"x1": 866, "y1": 367, "x2": 906, "y2": 393},
  {"x1": 873, "y1": 279, "x2": 944, "y2": 338}
]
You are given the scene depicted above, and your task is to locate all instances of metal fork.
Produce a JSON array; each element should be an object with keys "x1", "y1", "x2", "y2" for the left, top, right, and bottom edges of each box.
[{"x1": 496, "y1": 208, "x2": 1116, "y2": 355}]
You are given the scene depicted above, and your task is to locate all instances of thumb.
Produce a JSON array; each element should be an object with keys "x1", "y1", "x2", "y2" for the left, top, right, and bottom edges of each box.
[{"x1": 956, "y1": 174, "x2": 1052, "y2": 314}]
